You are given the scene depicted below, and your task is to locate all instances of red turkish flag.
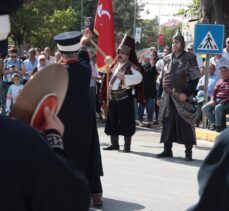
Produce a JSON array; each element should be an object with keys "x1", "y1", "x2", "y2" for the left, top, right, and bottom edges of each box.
[
  {"x1": 94, "y1": 0, "x2": 116, "y2": 71},
  {"x1": 159, "y1": 33, "x2": 164, "y2": 46}
]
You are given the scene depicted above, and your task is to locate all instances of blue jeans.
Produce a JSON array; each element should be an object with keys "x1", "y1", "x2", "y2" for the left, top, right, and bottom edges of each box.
[
  {"x1": 138, "y1": 98, "x2": 154, "y2": 122},
  {"x1": 202, "y1": 100, "x2": 229, "y2": 126}
]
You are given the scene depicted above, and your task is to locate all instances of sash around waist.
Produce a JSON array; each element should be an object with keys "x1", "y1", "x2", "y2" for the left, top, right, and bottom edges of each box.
[{"x1": 111, "y1": 89, "x2": 131, "y2": 101}]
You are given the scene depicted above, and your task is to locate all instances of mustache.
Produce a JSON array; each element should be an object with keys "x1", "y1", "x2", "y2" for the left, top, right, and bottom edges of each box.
[{"x1": 118, "y1": 56, "x2": 123, "y2": 59}]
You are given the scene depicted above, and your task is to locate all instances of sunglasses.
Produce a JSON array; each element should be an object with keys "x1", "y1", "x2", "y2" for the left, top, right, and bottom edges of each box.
[
  {"x1": 40, "y1": 59, "x2": 46, "y2": 61},
  {"x1": 10, "y1": 55, "x2": 17, "y2": 58}
]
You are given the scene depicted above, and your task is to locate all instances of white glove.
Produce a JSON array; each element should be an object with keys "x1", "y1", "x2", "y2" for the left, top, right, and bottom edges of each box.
[{"x1": 0, "y1": 15, "x2": 10, "y2": 41}]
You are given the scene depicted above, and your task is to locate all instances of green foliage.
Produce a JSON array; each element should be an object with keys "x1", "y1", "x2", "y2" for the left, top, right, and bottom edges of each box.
[
  {"x1": 135, "y1": 18, "x2": 159, "y2": 49},
  {"x1": 177, "y1": 0, "x2": 200, "y2": 18},
  {"x1": 161, "y1": 23, "x2": 182, "y2": 48},
  {"x1": 11, "y1": 0, "x2": 161, "y2": 51},
  {"x1": 10, "y1": 0, "x2": 80, "y2": 50}
]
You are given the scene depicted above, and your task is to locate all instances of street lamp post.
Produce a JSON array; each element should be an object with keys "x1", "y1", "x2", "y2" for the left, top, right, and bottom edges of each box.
[{"x1": 81, "y1": 0, "x2": 84, "y2": 30}]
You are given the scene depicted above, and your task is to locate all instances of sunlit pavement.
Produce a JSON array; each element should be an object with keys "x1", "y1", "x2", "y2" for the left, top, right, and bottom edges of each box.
[{"x1": 90, "y1": 122, "x2": 214, "y2": 211}]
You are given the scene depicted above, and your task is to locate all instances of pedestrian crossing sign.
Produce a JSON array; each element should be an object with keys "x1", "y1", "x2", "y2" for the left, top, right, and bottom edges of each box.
[{"x1": 194, "y1": 24, "x2": 224, "y2": 54}]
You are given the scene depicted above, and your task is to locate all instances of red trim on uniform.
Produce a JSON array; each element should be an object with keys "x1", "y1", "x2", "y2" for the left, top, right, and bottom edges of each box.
[{"x1": 65, "y1": 59, "x2": 77, "y2": 64}]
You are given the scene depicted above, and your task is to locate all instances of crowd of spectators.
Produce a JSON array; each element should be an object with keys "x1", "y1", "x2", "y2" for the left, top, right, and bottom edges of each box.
[
  {"x1": 1, "y1": 37, "x2": 229, "y2": 133},
  {"x1": 0, "y1": 46, "x2": 62, "y2": 114}
]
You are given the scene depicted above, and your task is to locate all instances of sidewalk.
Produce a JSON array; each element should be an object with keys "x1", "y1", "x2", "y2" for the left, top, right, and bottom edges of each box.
[
  {"x1": 195, "y1": 127, "x2": 220, "y2": 142},
  {"x1": 134, "y1": 120, "x2": 222, "y2": 142}
]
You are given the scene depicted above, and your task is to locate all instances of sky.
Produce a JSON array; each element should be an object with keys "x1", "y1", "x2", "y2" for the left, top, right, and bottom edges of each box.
[{"x1": 138, "y1": 0, "x2": 193, "y2": 23}]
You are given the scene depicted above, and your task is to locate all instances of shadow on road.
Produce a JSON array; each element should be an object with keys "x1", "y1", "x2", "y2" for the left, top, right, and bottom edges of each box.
[
  {"x1": 130, "y1": 151, "x2": 203, "y2": 167},
  {"x1": 90, "y1": 197, "x2": 145, "y2": 211},
  {"x1": 195, "y1": 145, "x2": 213, "y2": 151}
]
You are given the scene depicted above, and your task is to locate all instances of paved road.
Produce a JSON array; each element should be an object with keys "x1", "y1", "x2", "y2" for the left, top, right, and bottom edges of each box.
[{"x1": 91, "y1": 122, "x2": 214, "y2": 211}]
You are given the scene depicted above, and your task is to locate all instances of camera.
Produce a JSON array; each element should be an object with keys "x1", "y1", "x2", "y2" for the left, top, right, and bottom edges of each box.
[{"x1": 144, "y1": 54, "x2": 151, "y2": 59}]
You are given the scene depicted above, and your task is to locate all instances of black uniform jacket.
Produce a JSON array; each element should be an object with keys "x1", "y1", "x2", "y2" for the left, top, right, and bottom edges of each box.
[
  {"x1": 0, "y1": 115, "x2": 90, "y2": 211},
  {"x1": 188, "y1": 128, "x2": 229, "y2": 211},
  {"x1": 58, "y1": 59, "x2": 103, "y2": 181}
]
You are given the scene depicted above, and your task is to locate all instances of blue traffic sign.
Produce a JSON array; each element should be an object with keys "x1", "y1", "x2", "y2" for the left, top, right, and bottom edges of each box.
[{"x1": 194, "y1": 24, "x2": 224, "y2": 54}]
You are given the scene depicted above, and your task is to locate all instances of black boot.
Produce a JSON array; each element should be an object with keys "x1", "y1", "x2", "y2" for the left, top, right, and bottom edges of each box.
[
  {"x1": 156, "y1": 149, "x2": 173, "y2": 158},
  {"x1": 216, "y1": 126, "x2": 223, "y2": 132},
  {"x1": 103, "y1": 136, "x2": 119, "y2": 150},
  {"x1": 185, "y1": 144, "x2": 193, "y2": 161},
  {"x1": 123, "y1": 137, "x2": 131, "y2": 152}
]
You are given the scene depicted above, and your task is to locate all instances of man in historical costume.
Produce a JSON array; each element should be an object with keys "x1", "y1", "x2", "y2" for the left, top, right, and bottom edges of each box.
[
  {"x1": 0, "y1": 109, "x2": 90, "y2": 211},
  {"x1": 102, "y1": 35, "x2": 143, "y2": 152},
  {"x1": 187, "y1": 128, "x2": 229, "y2": 211},
  {"x1": 0, "y1": 1, "x2": 90, "y2": 210},
  {"x1": 156, "y1": 31, "x2": 200, "y2": 161},
  {"x1": 54, "y1": 31, "x2": 104, "y2": 207}
]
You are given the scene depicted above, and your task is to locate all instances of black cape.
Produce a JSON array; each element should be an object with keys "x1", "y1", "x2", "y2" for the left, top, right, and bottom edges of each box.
[
  {"x1": 188, "y1": 128, "x2": 229, "y2": 211},
  {"x1": 58, "y1": 60, "x2": 103, "y2": 188},
  {"x1": 0, "y1": 115, "x2": 90, "y2": 211}
]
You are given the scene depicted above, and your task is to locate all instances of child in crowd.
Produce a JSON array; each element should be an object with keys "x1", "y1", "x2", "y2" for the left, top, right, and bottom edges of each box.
[{"x1": 5, "y1": 73, "x2": 24, "y2": 114}]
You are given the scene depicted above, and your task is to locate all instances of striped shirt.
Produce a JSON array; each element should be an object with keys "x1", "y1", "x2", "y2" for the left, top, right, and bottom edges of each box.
[{"x1": 212, "y1": 78, "x2": 229, "y2": 102}]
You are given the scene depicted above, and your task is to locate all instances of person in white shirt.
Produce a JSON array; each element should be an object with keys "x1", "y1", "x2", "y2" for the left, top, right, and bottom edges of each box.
[
  {"x1": 5, "y1": 73, "x2": 24, "y2": 113},
  {"x1": 187, "y1": 43, "x2": 205, "y2": 75},
  {"x1": 103, "y1": 35, "x2": 142, "y2": 152},
  {"x1": 222, "y1": 37, "x2": 229, "y2": 61},
  {"x1": 44, "y1": 47, "x2": 56, "y2": 65}
]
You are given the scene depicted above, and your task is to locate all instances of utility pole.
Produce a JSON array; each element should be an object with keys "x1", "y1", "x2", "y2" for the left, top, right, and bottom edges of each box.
[
  {"x1": 158, "y1": 0, "x2": 161, "y2": 50},
  {"x1": 133, "y1": 0, "x2": 137, "y2": 38},
  {"x1": 81, "y1": 0, "x2": 84, "y2": 30}
]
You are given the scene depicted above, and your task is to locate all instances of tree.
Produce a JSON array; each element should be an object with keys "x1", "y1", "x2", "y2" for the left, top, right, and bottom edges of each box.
[
  {"x1": 10, "y1": 0, "x2": 79, "y2": 51},
  {"x1": 161, "y1": 23, "x2": 182, "y2": 49},
  {"x1": 135, "y1": 18, "x2": 159, "y2": 49}
]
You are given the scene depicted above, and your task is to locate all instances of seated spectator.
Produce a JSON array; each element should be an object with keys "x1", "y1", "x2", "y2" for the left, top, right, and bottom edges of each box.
[
  {"x1": 37, "y1": 55, "x2": 47, "y2": 71},
  {"x1": 195, "y1": 64, "x2": 219, "y2": 126},
  {"x1": 210, "y1": 53, "x2": 229, "y2": 78},
  {"x1": 5, "y1": 73, "x2": 24, "y2": 114},
  {"x1": 202, "y1": 65, "x2": 229, "y2": 132},
  {"x1": 22, "y1": 48, "x2": 38, "y2": 83}
]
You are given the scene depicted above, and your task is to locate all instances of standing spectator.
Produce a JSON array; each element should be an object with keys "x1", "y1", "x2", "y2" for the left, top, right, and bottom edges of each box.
[
  {"x1": 5, "y1": 73, "x2": 24, "y2": 113},
  {"x1": 35, "y1": 47, "x2": 41, "y2": 59},
  {"x1": 195, "y1": 63, "x2": 218, "y2": 126},
  {"x1": 222, "y1": 37, "x2": 229, "y2": 61},
  {"x1": 2, "y1": 47, "x2": 24, "y2": 113},
  {"x1": 44, "y1": 47, "x2": 56, "y2": 65},
  {"x1": 54, "y1": 30, "x2": 103, "y2": 207},
  {"x1": 187, "y1": 43, "x2": 205, "y2": 76},
  {"x1": 3, "y1": 47, "x2": 24, "y2": 84},
  {"x1": 202, "y1": 65, "x2": 229, "y2": 132},
  {"x1": 156, "y1": 46, "x2": 170, "y2": 73},
  {"x1": 55, "y1": 50, "x2": 65, "y2": 64},
  {"x1": 22, "y1": 48, "x2": 38, "y2": 83},
  {"x1": 0, "y1": 54, "x2": 5, "y2": 106},
  {"x1": 138, "y1": 53, "x2": 158, "y2": 128},
  {"x1": 102, "y1": 35, "x2": 143, "y2": 152},
  {"x1": 37, "y1": 55, "x2": 47, "y2": 71},
  {"x1": 88, "y1": 49, "x2": 99, "y2": 112},
  {"x1": 156, "y1": 31, "x2": 200, "y2": 161}
]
